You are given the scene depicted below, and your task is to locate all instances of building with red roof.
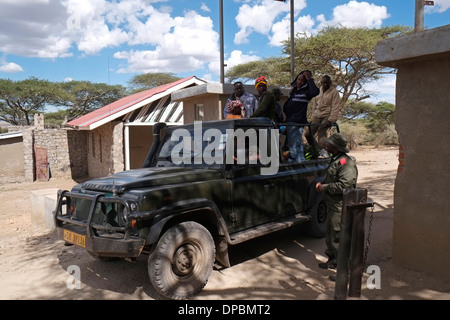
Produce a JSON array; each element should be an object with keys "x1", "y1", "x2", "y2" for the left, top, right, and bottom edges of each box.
[{"x1": 66, "y1": 76, "x2": 206, "y2": 178}]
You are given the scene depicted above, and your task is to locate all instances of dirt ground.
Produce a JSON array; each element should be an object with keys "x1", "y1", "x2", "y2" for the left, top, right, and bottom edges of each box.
[{"x1": 0, "y1": 146, "x2": 449, "y2": 301}]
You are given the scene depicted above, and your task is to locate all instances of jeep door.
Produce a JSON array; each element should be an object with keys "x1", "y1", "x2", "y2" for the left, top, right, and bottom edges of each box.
[
  {"x1": 226, "y1": 126, "x2": 280, "y2": 233},
  {"x1": 229, "y1": 163, "x2": 279, "y2": 233}
]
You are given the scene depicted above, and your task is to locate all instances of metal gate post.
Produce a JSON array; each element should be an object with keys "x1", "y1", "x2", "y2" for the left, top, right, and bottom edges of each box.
[
  {"x1": 334, "y1": 188, "x2": 373, "y2": 300},
  {"x1": 334, "y1": 188, "x2": 355, "y2": 300},
  {"x1": 348, "y1": 189, "x2": 368, "y2": 297}
]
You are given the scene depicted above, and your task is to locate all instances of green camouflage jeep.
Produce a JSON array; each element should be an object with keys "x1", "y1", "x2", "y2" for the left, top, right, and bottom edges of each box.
[{"x1": 54, "y1": 118, "x2": 332, "y2": 299}]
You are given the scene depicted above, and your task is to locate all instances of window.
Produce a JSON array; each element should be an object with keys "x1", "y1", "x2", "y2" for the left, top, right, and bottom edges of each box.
[{"x1": 195, "y1": 104, "x2": 204, "y2": 121}]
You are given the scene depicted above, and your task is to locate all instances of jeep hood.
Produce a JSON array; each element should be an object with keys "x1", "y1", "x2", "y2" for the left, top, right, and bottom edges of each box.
[{"x1": 79, "y1": 167, "x2": 223, "y2": 194}]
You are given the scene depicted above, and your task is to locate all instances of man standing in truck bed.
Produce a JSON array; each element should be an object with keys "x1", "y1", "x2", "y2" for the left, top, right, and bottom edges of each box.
[
  {"x1": 306, "y1": 75, "x2": 341, "y2": 158},
  {"x1": 282, "y1": 70, "x2": 320, "y2": 163}
]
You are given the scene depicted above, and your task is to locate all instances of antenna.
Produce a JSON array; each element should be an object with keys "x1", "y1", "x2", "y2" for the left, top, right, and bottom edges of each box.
[{"x1": 107, "y1": 56, "x2": 110, "y2": 84}]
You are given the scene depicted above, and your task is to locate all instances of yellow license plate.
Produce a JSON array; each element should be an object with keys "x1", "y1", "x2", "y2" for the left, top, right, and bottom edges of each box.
[{"x1": 64, "y1": 230, "x2": 86, "y2": 248}]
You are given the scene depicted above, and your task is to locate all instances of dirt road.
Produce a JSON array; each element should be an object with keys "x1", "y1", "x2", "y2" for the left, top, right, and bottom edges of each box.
[{"x1": 0, "y1": 147, "x2": 449, "y2": 300}]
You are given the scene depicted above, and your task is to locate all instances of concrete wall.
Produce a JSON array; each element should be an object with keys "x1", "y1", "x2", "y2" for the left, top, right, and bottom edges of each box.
[
  {"x1": 375, "y1": 25, "x2": 450, "y2": 277},
  {"x1": 182, "y1": 94, "x2": 224, "y2": 123},
  {"x1": 129, "y1": 125, "x2": 153, "y2": 169}
]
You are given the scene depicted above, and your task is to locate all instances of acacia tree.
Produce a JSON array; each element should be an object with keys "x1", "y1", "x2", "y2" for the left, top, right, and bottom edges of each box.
[
  {"x1": 226, "y1": 25, "x2": 411, "y2": 117},
  {"x1": 0, "y1": 77, "x2": 64, "y2": 125},
  {"x1": 57, "y1": 80, "x2": 126, "y2": 121},
  {"x1": 0, "y1": 78, "x2": 126, "y2": 125},
  {"x1": 127, "y1": 72, "x2": 181, "y2": 93}
]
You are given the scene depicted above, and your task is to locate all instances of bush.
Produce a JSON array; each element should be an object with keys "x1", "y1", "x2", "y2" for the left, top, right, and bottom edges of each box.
[{"x1": 337, "y1": 120, "x2": 398, "y2": 149}]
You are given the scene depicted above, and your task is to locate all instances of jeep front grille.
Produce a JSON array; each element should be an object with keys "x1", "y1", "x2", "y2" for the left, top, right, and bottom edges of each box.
[{"x1": 55, "y1": 190, "x2": 130, "y2": 239}]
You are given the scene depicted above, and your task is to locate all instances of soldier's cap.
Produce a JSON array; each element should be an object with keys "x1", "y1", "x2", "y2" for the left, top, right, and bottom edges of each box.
[{"x1": 326, "y1": 133, "x2": 349, "y2": 153}]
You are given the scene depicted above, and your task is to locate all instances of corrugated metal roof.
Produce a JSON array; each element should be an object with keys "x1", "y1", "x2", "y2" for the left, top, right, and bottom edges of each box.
[
  {"x1": 67, "y1": 76, "x2": 206, "y2": 130},
  {"x1": 0, "y1": 131, "x2": 22, "y2": 140}
]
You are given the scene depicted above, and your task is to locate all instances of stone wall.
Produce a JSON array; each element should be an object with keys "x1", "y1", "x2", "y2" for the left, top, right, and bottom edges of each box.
[{"x1": 23, "y1": 127, "x2": 88, "y2": 181}]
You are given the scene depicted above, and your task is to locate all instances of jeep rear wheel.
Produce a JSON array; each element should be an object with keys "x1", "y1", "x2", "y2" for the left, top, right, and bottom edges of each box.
[{"x1": 148, "y1": 221, "x2": 215, "y2": 300}]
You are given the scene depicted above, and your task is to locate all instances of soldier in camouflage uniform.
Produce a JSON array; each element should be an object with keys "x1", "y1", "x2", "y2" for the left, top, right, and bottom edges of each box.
[{"x1": 315, "y1": 133, "x2": 358, "y2": 270}]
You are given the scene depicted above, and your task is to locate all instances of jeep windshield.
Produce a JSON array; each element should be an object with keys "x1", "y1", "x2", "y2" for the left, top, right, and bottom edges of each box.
[
  {"x1": 153, "y1": 120, "x2": 232, "y2": 169},
  {"x1": 152, "y1": 118, "x2": 277, "y2": 170}
]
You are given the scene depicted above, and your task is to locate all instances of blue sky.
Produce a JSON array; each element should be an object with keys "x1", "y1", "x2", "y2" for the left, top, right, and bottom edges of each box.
[{"x1": 0, "y1": 0, "x2": 449, "y2": 104}]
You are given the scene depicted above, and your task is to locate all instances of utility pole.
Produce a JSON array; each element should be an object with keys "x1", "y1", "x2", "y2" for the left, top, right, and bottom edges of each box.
[
  {"x1": 219, "y1": 0, "x2": 225, "y2": 84},
  {"x1": 274, "y1": 0, "x2": 295, "y2": 82},
  {"x1": 415, "y1": 0, "x2": 434, "y2": 32},
  {"x1": 289, "y1": 0, "x2": 294, "y2": 82}
]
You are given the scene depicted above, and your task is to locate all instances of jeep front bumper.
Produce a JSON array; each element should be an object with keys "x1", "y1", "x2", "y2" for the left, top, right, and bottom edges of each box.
[{"x1": 54, "y1": 190, "x2": 145, "y2": 258}]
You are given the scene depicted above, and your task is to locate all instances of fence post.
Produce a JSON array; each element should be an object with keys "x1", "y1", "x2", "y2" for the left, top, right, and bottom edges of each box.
[
  {"x1": 334, "y1": 188, "x2": 355, "y2": 300},
  {"x1": 334, "y1": 188, "x2": 373, "y2": 300},
  {"x1": 348, "y1": 189, "x2": 368, "y2": 297}
]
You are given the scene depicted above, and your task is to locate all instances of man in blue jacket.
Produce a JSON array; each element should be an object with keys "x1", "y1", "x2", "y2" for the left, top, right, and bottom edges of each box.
[{"x1": 283, "y1": 70, "x2": 320, "y2": 163}]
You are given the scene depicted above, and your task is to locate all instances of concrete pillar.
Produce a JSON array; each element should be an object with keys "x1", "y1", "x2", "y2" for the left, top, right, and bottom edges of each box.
[{"x1": 375, "y1": 25, "x2": 450, "y2": 277}]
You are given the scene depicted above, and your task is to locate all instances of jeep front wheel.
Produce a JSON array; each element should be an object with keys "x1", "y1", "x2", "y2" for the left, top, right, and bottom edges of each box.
[{"x1": 148, "y1": 221, "x2": 215, "y2": 300}]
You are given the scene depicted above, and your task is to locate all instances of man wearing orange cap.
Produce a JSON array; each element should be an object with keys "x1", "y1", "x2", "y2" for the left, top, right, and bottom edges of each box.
[{"x1": 250, "y1": 76, "x2": 277, "y2": 121}]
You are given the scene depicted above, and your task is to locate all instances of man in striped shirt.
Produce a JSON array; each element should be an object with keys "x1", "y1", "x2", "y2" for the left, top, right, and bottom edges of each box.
[{"x1": 282, "y1": 70, "x2": 320, "y2": 163}]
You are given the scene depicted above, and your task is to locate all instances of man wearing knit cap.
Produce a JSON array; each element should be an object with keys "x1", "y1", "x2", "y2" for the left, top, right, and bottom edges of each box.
[
  {"x1": 282, "y1": 70, "x2": 320, "y2": 163},
  {"x1": 250, "y1": 76, "x2": 277, "y2": 121},
  {"x1": 315, "y1": 133, "x2": 358, "y2": 271},
  {"x1": 225, "y1": 100, "x2": 244, "y2": 119}
]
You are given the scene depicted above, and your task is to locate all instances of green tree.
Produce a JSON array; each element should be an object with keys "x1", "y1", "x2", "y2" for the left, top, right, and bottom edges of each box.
[
  {"x1": 57, "y1": 81, "x2": 126, "y2": 121},
  {"x1": 226, "y1": 58, "x2": 288, "y2": 85},
  {"x1": 225, "y1": 25, "x2": 411, "y2": 118},
  {"x1": 0, "y1": 77, "x2": 64, "y2": 125},
  {"x1": 366, "y1": 101, "x2": 395, "y2": 132},
  {"x1": 127, "y1": 72, "x2": 181, "y2": 93},
  {"x1": 43, "y1": 109, "x2": 68, "y2": 127},
  {"x1": 342, "y1": 100, "x2": 375, "y2": 120}
]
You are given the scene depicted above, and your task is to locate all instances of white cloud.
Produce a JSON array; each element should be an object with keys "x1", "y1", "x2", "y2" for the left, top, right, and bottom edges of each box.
[
  {"x1": 77, "y1": 21, "x2": 129, "y2": 55},
  {"x1": 365, "y1": 74, "x2": 396, "y2": 104},
  {"x1": 319, "y1": 1, "x2": 390, "y2": 29},
  {"x1": 0, "y1": 0, "x2": 72, "y2": 58},
  {"x1": 114, "y1": 10, "x2": 219, "y2": 74},
  {"x1": 0, "y1": 62, "x2": 23, "y2": 73},
  {"x1": 234, "y1": 0, "x2": 389, "y2": 48},
  {"x1": 234, "y1": 0, "x2": 307, "y2": 45},
  {"x1": 204, "y1": 49, "x2": 260, "y2": 81},
  {"x1": 426, "y1": 0, "x2": 450, "y2": 13},
  {"x1": 225, "y1": 50, "x2": 260, "y2": 71},
  {"x1": 0, "y1": 0, "x2": 220, "y2": 76},
  {"x1": 270, "y1": 14, "x2": 315, "y2": 47},
  {"x1": 200, "y1": 3, "x2": 210, "y2": 13}
]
